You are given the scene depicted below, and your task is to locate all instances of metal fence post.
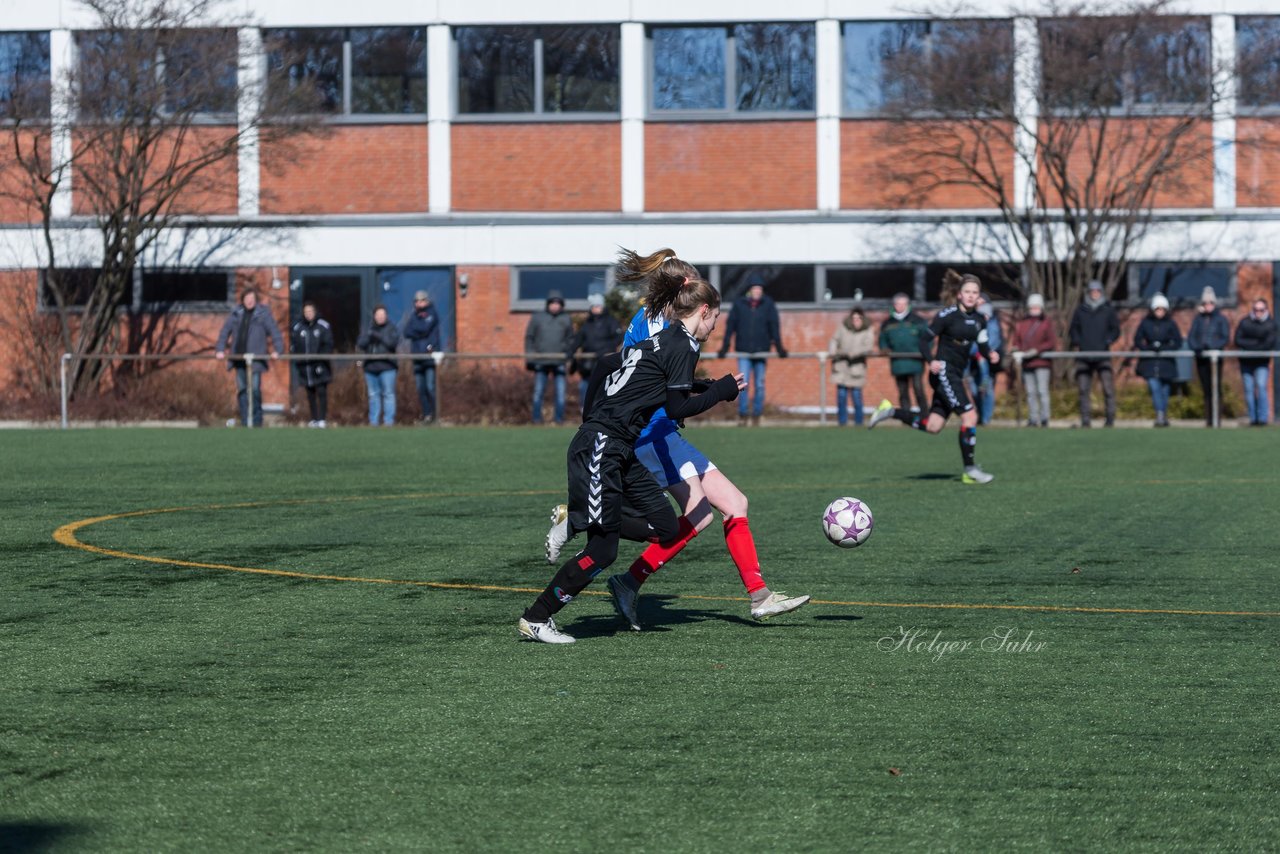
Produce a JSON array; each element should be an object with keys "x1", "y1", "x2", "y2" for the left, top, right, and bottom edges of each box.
[
  {"x1": 434, "y1": 351, "x2": 444, "y2": 422},
  {"x1": 245, "y1": 354, "x2": 255, "y2": 429},
  {"x1": 1210, "y1": 350, "x2": 1220, "y2": 428},
  {"x1": 1013, "y1": 352, "x2": 1024, "y2": 426},
  {"x1": 60, "y1": 353, "x2": 72, "y2": 429}
]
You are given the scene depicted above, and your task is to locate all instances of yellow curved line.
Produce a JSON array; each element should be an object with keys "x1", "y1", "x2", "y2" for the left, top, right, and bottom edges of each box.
[{"x1": 51, "y1": 500, "x2": 1280, "y2": 618}]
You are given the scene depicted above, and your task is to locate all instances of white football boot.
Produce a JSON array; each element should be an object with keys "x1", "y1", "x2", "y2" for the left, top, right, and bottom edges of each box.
[
  {"x1": 750, "y1": 591, "x2": 812, "y2": 621},
  {"x1": 545, "y1": 504, "x2": 570, "y2": 564},
  {"x1": 517, "y1": 617, "x2": 575, "y2": 644}
]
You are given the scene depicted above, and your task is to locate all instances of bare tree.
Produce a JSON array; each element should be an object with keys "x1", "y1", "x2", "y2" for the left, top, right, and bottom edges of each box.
[
  {"x1": 0, "y1": 0, "x2": 323, "y2": 398},
  {"x1": 872, "y1": 0, "x2": 1260, "y2": 343}
]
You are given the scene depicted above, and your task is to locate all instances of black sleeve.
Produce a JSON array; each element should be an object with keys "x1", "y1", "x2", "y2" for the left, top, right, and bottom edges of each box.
[
  {"x1": 665, "y1": 375, "x2": 739, "y2": 420},
  {"x1": 581, "y1": 352, "x2": 623, "y2": 418},
  {"x1": 920, "y1": 317, "x2": 939, "y2": 362}
]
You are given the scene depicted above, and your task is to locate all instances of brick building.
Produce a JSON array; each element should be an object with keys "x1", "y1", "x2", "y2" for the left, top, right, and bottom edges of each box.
[{"x1": 2, "y1": 1, "x2": 1279, "y2": 416}]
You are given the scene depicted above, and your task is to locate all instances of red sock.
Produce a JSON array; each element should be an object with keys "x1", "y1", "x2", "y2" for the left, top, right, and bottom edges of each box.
[
  {"x1": 628, "y1": 516, "x2": 698, "y2": 585},
  {"x1": 723, "y1": 516, "x2": 767, "y2": 594}
]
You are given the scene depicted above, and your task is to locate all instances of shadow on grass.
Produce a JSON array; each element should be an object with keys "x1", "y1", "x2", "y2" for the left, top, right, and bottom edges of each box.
[
  {"x1": 563, "y1": 593, "x2": 806, "y2": 640},
  {"x1": 908, "y1": 473, "x2": 958, "y2": 481},
  {"x1": 0, "y1": 822, "x2": 86, "y2": 853}
]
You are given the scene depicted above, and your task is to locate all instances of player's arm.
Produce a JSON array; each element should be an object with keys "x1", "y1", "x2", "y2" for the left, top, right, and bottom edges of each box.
[
  {"x1": 664, "y1": 375, "x2": 740, "y2": 420},
  {"x1": 581, "y1": 351, "x2": 624, "y2": 417}
]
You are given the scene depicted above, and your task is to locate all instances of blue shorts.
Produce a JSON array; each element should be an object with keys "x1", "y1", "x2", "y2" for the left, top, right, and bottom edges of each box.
[{"x1": 635, "y1": 431, "x2": 718, "y2": 489}]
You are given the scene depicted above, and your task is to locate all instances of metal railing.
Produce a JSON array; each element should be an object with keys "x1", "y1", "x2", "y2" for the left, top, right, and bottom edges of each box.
[
  {"x1": 1010, "y1": 349, "x2": 1280, "y2": 428},
  {"x1": 57, "y1": 348, "x2": 1275, "y2": 428}
]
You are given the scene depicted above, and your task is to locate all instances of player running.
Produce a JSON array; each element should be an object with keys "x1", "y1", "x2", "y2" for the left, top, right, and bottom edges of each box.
[
  {"x1": 519, "y1": 251, "x2": 744, "y2": 644},
  {"x1": 866, "y1": 270, "x2": 998, "y2": 484}
]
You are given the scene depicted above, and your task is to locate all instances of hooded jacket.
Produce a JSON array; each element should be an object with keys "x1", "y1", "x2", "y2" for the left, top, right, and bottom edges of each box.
[
  {"x1": 1234, "y1": 311, "x2": 1278, "y2": 372},
  {"x1": 878, "y1": 311, "x2": 928, "y2": 376},
  {"x1": 290, "y1": 316, "x2": 333, "y2": 388},
  {"x1": 718, "y1": 293, "x2": 783, "y2": 357},
  {"x1": 1134, "y1": 314, "x2": 1183, "y2": 381},
  {"x1": 829, "y1": 319, "x2": 875, "y2": 387}
]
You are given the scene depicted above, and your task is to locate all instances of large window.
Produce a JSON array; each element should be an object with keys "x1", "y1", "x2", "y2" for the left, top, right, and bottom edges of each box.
[
  {"x1": 1237, "y1": 17, "x2": 1280, "y2": 108},
  {"x1": 266, "y1": 27, "x2": 426, "y2": 115},
  {"x1": 77, "y1": 29, "x2": 237, "y2": 118},
  {"x1": 825, "y1": 267, "x2": 919, "y2": 302},
  {"x1": 141, "y1": 270, "x2": 232, "y2": 306},
  {"x1": 652, "y1": 23, "x2": 814, "y2": 113},
  {"x1": 1040, "y1": 16, "x2": 1209, "y2": 111},
  {"x1": 513, "y1": 267, "x2": 609, "y2": 309},
  {"x1": 1130, "y1": 263, "x2": 1232, "y2": 307},
  {"x1": 843, "y1": 20, "x2": 1012, "y2": 114},
  {"x1": 0, "y1": 31, "x2": 50, "y2": 117},
  {"x1": 719, "y1": 265, "x2": 815, "y2": 303},
  {"x1": 457, "y1": 26, "x2": 618, "y2": 115}
]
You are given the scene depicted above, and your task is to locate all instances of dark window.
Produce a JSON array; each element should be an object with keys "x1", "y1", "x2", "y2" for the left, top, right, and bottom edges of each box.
[
  {"x1": 843, "y1": 20, "x2": 1012, "y2": 114},
  {"x1": 77, "y1": 29, "x2": 237, "y2": 119},
  {"x1": 40, "y1": 268, "x2": 129, "y2": 308},
  {"x1": 1236, "y1": 17, "x2": 1280, "y2": 108},
  {"x1": 1040, "y1": 16, "x2": 1209, "y2": 111},
  {"x1": 350, "y1": 28, "x2": 426, "y2": 114},
  {"x1": 825, "y1": 267, "x2": 918, "y2": 302},
  {"x1": 457, "y1": 26, "x2": 618, "y2": 115},
  {"x1": 0, "y1": 31, "x2": 50, "y2": 117},
  {"x1": 162, "y1": 29, "x2": 238, "y2": 114},
  {"x1": 265, "y1": 28, "x2": 344, "y2": 114},
  {"x1": 141, "y1": 270, "x2": 232, "y2": 305},
  {"x1": 922, "y1": 264, "x2": 1022, "y2": 303},
  {"x1": 266, "y1": 27, "x2": 425, "y2": 115},
  {"x1": 653, "y1": 23, "x2": 814, "y2": 113},
  {"x1": 720, "y1": 266, "x2": 815, "y2": 303},
  {"x1": 1132, "y1": 263, "x2": 1232, "y2": 308},
  {"x1": 515, "y1": 268, "x2": 608, "y2": 305}
]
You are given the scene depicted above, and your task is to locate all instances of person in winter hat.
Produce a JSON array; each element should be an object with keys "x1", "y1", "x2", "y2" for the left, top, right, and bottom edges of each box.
[
  {"x1": 1187, "y1": 286, "x2": 1230, "y2": 426},
  {"x1": 1012, "y1": 293, "x2": 1059, "y2": 427}
]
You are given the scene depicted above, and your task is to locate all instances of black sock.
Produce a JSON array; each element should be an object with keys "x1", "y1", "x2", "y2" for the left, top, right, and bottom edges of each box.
[
  {"x1": 895, "y1": 409, "x2": 925, "y2": 430},
  {"x1": 524, "y1": 556, "x2": 596, "y2": 623},
  {"x1": 960, "y1": 426, "x2": 976, "y2": 467}
]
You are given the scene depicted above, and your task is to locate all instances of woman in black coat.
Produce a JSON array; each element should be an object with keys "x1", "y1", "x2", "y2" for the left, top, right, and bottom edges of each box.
[
  {"x1": 290, "y1": 300, "x2": 334, "y2": 427},
  {"x1": 1133, "y1": 293, "x2": 1182, "y2": 427}
]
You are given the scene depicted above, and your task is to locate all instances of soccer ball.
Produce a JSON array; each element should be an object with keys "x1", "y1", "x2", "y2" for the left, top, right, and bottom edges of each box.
[{"x1": 822, "y1": 497, "x2": 873, "y2": 548}]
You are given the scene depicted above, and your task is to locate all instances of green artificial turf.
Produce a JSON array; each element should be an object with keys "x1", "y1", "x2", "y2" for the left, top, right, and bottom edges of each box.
[{"x1": 1, "y1": 425, "x2": 1277, "y2": 852}]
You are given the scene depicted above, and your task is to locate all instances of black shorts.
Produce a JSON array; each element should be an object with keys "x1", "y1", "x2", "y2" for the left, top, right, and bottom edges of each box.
[
  {"x1": 566, "y1": 428, "x2": 673, "y2": 536},
  {"x1": 929, "y1": 367, "x2": 974, "y2": 418}
]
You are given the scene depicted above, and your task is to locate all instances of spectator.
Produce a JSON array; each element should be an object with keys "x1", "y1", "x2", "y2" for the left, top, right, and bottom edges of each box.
[
  {"x1": 1234, "y1": 298, "x2": 1278, "y2": 426},
  {"x1": 357, "y1": 304, "x2": 400, "y2": 426},
  {"x1": 879, "y1": 292, "x2": 929, "y2": 413},
  {"x1": 1069, "y1": 280, "x2": 1121, "y2": 428},
  {"x1": 290, "y1": 300, "x2": 333, "y2": 428},
  {"x1": 717, "y1": 275, "x2": 786, "y2": 426},
  {"x1": 1012, "y1": 293, "x2": 1059, "y2": 428},
  {"x1": 1134, "y1": 293, "x2": 1182, "y2": 428},
  {"x1": 567, "y1": 292, "x2": 624, "y2": 411},
  {"x1": 525, "y1": 291, "x2": 574, "y2": 425},
  {"x1": 402, "y1": 290, "x2": 441, "y2": 424},
  {"x1": 214, "y1": 289, "x2": 284, "y2": 427},
  {"x1": 829, "y1": 307, "x2": 874, "y2": 426},
  {"x1": 1187, "y1": 286, "x2": 1231, "y2": 427},
  {"x1": 968, "y1": 297, "x2": 1003, "y2": 425}
]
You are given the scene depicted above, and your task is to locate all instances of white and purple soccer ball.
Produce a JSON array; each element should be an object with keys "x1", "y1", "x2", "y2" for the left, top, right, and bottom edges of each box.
[{"x1": 822, "y1": 497, "x2": 874, "y2": 548}]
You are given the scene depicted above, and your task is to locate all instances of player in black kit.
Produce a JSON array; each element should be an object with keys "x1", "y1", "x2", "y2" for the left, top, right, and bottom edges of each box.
[
  {"x1": 867, "y1": 271, "x2": 999, "y2": 484},
  {"x1": 518, "y1": 251, "x2": 745, "y2": 644}
]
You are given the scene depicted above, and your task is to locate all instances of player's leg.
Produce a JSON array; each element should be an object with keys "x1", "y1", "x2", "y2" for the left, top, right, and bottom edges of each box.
[
  {"x1": 521, "y1": 432, "x2": 624, "y2": 643},
  {"x1": 957, "y1": 399, "x2": 993, "y2": 484},
  {"x1": 606, "y1": 465, "x2": 690, "y2": 631}
]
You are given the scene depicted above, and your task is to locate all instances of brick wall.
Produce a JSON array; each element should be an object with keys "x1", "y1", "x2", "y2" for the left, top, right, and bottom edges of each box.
[
  {"x1": 0, "y1": 130, "x2": 49, "y2": 224},
  {"x1": 646, "y1": 121, "x2": 816, "y2": 211},
  {"x1": 71, "y1": 126, "x2": 238, "y2": 216},
  {"x1": 842, "y1": 119, "x2": 1014, "y2": 209},
  {"x1": 1236, "y1": 119, "x2": 1280, "y2": 207},
  {"x1": 454, "y1": 266, "x2": 522, "y2": 355},
  {"x1": 453, "y1": 123, "x2": 621, "y2": 211},
  {"x1": 260, "y1": 125, "x2": 428, "y2": 214}
]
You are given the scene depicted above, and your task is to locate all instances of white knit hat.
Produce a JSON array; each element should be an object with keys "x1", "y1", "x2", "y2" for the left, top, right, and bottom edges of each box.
[
  {"x1": 1027, "y1": 293, "x2": 1044, "y2": 309},
  {"x1": 1151, "y1": 293, "x2": 1170, "y2": 310}
]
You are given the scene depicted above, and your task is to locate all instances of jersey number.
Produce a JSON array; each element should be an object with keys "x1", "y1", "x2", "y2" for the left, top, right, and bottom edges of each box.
[{"x1": 605, "y1": 350, "x2": 642, "y2": 396}]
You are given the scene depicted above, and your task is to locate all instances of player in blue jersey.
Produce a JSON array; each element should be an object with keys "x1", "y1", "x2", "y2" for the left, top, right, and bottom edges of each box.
[{"x1": 545, "y1": 250, "x2": 810, "y2": 629}]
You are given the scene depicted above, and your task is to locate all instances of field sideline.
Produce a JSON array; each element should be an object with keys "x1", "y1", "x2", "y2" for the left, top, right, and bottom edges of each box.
[{"x1": 2, "y1": 426, "x2": 1277, "y2": 851}]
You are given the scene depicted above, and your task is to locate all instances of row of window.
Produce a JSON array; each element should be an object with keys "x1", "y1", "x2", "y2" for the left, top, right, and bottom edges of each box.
[
  {"x1": 40, "y1": 263, "x2": 1234, "y2": 312},
  {"x1": 7, "y1": 17, "x2": 1280, "y2": 118},
  {"x1": 513, "y1": 263, "x2": 1235, "y2": 309}
]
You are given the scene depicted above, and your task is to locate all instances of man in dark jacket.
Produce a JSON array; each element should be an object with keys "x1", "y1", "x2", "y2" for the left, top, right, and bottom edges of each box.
[
  {"x1": 1234, "y1": 298, "x2": 1277, "y2": 426},
  {"x1": 214, "y1": 289, "x2": 285, "y2": 427},
  {"x1": 1068, "y1": 280, "x2": 1121, "y2": 428},
  {"x1": 717, "y1": 277, "x2": 786, "y2": 426},
  {"x1": 878, "y1": 292, "x2": 929, "y2": 413},
  {"x1": 525, "y1": 291, "x2": 574, "y2": 424},
  {"x1": 566, "y1": 293, "x2": 623, "y2": 412},
  {"x1": 402, "y1": 290, "x2": 442, "y2": 423},
  {"x1": 1187, "y1": 286, "x2": 1232, "y2": 426}
]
